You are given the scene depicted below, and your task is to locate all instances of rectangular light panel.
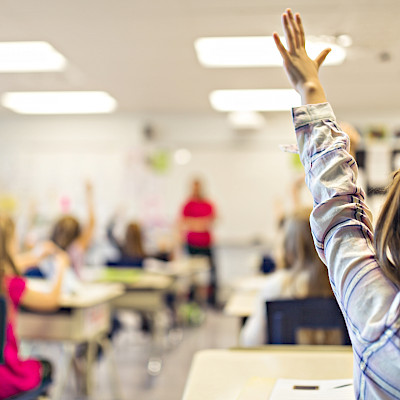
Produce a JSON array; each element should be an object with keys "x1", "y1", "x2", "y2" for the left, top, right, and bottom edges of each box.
[
  {"x1": 1, "y1": 91, "x2": 118, "y2": 114},
  {"x1": 0, "y1": 41, "x2": 67, "y2": 72},
  {"x1": 195, "y1": 36, "x2": 346, "y2": 67},
  {"x1": 210, "y1": 89, "x2": 301, "y2": 111}
]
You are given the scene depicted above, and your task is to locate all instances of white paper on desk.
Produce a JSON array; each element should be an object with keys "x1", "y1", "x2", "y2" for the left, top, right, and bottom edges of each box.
[{"x1": 270, "y1": 378, "x2": 354, "y2": 400}]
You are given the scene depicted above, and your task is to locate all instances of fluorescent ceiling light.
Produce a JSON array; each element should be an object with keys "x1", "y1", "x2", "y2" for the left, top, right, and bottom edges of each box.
[
  {"x1": 174, "y1": 148, "x2": 192, "y2": 165},
  {"x1": 227, "y1": 111, "x2": 265, "y2": 130},
  {"x1": 195, "y1": 36, "x2": 346, "y2": 67},
  {"x1": 210, "y1": 89, "x2": 301, "y2": 112},
  {"x1": 1, "y1": 91, "x2": 117, "y2": 114},
  {"x1": 0, "y1": 41, "x2": 67, "y2": 72}
]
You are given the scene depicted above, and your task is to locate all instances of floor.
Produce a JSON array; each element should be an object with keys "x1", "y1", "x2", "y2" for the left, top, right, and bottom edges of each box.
[{"x1": 45, "y1": 308, "x2": 239, "y2": 400}]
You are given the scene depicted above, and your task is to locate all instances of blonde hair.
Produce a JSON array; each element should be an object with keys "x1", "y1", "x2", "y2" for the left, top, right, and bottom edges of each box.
[
  {"x1": 374, "y1": 171, "x2": 400, "y2": 287},
  {"x1": 51, "y1": 216, "x2": 81, "y2": 250},
  {"x1": 282, "y1": 207, "x2": 332, "y2": 297},
  {"x1": 0, "y1": 215, "x2": 19, "y2": 296}
]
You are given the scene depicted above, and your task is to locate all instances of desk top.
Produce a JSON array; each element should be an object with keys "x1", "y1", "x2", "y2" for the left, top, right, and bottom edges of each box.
[
  {"x1": 27, "y1": 279, "x2": 124, "y2": 309},
  {"x1": 145, "y1": 257, "x2": 210, "y2": 278},
  {"x1": 182, "y1": 347, "x2": 354, "y2": 400},
  {"x1": 62, "y1": 283, "x2": 124, "y2": 308},
  {"x1": 224, "y1": 275, "x2": 272, "y2": 317},
  {"x1": 224, "y1": 290, "x2": 258, "y2": 317}
]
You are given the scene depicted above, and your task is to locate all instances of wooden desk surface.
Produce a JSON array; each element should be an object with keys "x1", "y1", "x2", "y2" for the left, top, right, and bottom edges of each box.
[{"x1": 182, "y1": 347, "x2": 354, "y2": 400}]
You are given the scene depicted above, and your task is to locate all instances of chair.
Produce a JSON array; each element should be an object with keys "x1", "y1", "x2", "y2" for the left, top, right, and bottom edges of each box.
[
  {"x1": 266, "y1": 297, "x2": 351, "y2": 345},
  {"x1": 0, "y1": 296, "x2": 6, "y2": 364},
  {"x1": 1, "y1": 296, "x2": 52, "y2": 400}
]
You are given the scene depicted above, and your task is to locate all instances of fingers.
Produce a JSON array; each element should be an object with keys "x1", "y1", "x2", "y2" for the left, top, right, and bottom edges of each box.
[
  {"x1": 315, "y1": 48, "x2": 331, "y2": 68},
  {"x1": 282, "y1": 12, "x2": 295, "y2": 53},
  {"x1": 287, "y1": 9, "x2": 301, "y2": 48},
  {"x1": 295, "y1": 13, "x2": 305, "y2": 47},
  {"x1": 273, "y1": 32, "x2": 289, "y2": 61}
]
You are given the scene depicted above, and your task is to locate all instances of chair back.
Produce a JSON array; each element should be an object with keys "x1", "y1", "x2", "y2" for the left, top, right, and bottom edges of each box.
[
  {"x1": 0, "y1": 295, "x2": 6, "y2": 364},
  {"x1": 266, "y1": 297, "x2": 351, "y2": 345}
]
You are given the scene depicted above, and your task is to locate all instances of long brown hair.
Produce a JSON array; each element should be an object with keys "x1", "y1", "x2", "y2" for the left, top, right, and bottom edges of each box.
[
  {"x1": 282, "y1": 207, "x2": 332, "y2": 297},
  {"x1": 0, "y1": 215, "x2": 20, "y2": 296},
  {"x1": 51, "y1": 216, "x2": 81, "y2": 250},
  {"x1": 123, "y1": 222, "x2": 146, "y2": 258},
  {"x1": 374, "y1": 171, "x2": 400, "y2": 288}
]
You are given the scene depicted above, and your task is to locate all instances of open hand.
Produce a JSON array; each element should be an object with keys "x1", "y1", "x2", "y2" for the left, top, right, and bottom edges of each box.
[{"x1": 273, "y1": 9, "x2": 330, "y2": 104}]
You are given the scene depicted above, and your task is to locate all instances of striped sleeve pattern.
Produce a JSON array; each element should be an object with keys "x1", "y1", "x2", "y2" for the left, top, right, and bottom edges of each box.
[{"x1": 292, "y1": 103, "x2": 400, "y2": 400}]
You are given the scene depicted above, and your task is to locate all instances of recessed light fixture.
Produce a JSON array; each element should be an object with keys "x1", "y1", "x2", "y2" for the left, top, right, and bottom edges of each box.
[
  {"x1": 0, "y1": 41, "x2": 67, "y2": 72},
  {"x1": 1, "y1": 91, "x2": 117, "y2": 114},
  {"x1": 195, "y1": 36, "x2": 346, "y2": 67},
  {"x1": 210, "y1": 89, "x2": 301, "y2": 112}
]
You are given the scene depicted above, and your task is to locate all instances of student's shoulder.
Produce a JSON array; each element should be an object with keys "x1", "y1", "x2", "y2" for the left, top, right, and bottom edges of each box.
[{"x1": 4, "y1": 275, "x2": 27, "y2": 304}]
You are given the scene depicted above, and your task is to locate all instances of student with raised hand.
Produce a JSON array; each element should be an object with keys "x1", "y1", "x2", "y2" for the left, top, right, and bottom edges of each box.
[
  {"x1": 273, "y1": 9, "x2": 399, "y2": 399},
  {"x1": 0, "y1": 214, "x2": 69, "y2": 399},
  {"x1": 51, "y1": 181, "x2": 95, "y2": 278}
]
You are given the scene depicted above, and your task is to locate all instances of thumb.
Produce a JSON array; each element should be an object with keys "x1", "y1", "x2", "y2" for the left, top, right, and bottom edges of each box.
[{"x1": 315, "y1": 48, "x2": 331, "y2": 68}]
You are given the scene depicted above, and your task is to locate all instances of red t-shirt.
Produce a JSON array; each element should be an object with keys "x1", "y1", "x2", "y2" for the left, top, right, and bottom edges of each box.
[
  {"x1": 0, "y1": 276, "x2": 42, "y2": 399},
  {"x1": 182, "y1": 198, "x2": 215, "y2": 247}
]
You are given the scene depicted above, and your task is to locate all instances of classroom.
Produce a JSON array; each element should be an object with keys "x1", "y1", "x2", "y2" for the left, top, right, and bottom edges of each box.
[{"x1": 0, "y1": 1, "x2": 399, "y2": 400}]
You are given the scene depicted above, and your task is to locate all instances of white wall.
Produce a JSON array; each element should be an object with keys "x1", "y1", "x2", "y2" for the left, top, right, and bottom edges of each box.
[
  {"x1": 0, "y1": 111, "x2": 309, "y2": 246},
  {"x1": 2, "y1": 108, "x2": 397, "y2": 301}
]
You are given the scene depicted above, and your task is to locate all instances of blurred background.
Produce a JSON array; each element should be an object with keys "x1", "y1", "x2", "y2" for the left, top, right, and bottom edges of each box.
[{"x1": 1, "y1": 1, "x2": 400, "y2": 399}]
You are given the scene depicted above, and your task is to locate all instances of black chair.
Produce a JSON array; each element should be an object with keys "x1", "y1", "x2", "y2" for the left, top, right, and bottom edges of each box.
[
  {"x1": 6, "y1": 381, "x2": 52, "y2": 400},
  {"x1": 106, "y1": 256, "x2": 144, "y2": 268},
  {"x1": 266, "y1": 297, "x2": 351, "y2": 345},
  {"x1": 1, "y1": 296, "x2": 52, "y2": 399},
  {"x1": 0, "y1": 296, "x2": 6, "y2": 365}
]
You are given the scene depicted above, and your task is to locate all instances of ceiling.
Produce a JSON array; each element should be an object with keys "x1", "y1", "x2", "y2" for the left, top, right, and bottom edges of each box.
[{"x1": 0, "y1": 0, "x2": 399, "y2": 115}]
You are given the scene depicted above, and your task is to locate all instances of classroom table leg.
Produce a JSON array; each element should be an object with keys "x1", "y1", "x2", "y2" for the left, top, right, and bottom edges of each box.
[
  {"x1": 52, "y1": 342, "x2": 75, "y2": 400},
  {"x1": 84, "y1": 339, "x2": 97, "y2": 396},
  {"x1": 98, "y1": 336, "x2": 125, "y2": 400}
]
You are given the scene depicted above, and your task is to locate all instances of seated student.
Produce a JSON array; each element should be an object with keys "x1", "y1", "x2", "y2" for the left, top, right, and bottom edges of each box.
[
  {"x1": 106, "y1": 220, "x2": 146, "y2": 267},
  {"x1": 50, "y1": 182, "x2": 95, "y2": 277},
  {"x1": 273, "y1": 9, "x2": 400, "y2": 398},
  {"x1": 240, "y1": 208, "x2": 332, "y2": 346},
  {"x1": 0, "y1": 214, "x2": 69, "y2": 399}
]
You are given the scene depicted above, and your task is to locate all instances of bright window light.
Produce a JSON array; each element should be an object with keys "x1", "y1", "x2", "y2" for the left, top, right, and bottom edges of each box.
[
  {"x1": 0, "y1": 42, "x2": 67, "y2": 72},
  {"x1": 195, "y1": 36, "x2": 346, "y2": 67},
  {"x1": 210, "y1": 89, "x2": 301, "y2": 112},
  {"x1": 1, "y1": 91, "x2": 118, "y2": 114}
]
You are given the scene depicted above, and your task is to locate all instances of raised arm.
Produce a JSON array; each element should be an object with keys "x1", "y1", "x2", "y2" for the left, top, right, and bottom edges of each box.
[
  {"x1": 14, "y1": 241, "x2": 59, "y2": 273},
  {"x1": 274, "y1": 10, "x2": 400, "y2": 399},
  {"x1": 20, "y1": 251, "x2": 69, "y2": 312},
  {"x1": 75, "y1": 181, "x2": 96, "y2": 251},
  {"x1": 273, "y1": 9, "x2": 329, "y2": 105}
]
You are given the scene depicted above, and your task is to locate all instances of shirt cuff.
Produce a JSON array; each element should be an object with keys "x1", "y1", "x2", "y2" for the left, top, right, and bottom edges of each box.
[{"x1": 292, "y1": 102, "x2": 336, "y2": 129}]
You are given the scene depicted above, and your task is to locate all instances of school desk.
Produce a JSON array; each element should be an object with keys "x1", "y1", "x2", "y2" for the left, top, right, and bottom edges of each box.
[
  {"x1": 97, "y1": 267, "x2": 174, "y2": 376},
  {"x1": 17, "y1": 281, "x2": 124, "y2": 400},
  {"x1": 224, "y1": 274, "x2": 273, "y2": 318},
  {"x1": 182, "y1": 346, "x2": 354, "y2": 400}
]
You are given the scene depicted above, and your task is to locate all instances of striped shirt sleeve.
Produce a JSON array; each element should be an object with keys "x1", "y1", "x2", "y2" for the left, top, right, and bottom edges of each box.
[{"x1": 292, "y1": 102, "x2": 400, "y2": 400}]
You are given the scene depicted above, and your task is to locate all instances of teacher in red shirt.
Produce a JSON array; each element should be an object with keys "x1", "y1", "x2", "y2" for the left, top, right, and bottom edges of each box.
[{"x1": 179, "y1": 178, "x2": 217, "y2": 306}]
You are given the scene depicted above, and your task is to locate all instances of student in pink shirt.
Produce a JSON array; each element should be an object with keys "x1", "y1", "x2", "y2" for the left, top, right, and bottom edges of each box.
[
  {"x1": 179, "y1": 178, "x2": 217, "y2": 306},
  {"x1": 0, "y1": 214, "x2": 69, "y2": 399}
]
